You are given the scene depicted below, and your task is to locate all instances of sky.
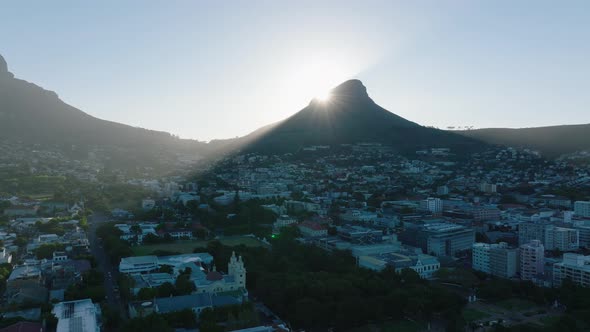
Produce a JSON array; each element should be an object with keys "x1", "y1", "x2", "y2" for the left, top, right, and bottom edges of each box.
[{"x1": 1, "y1": 1, "x2": 589, "y2": 141}]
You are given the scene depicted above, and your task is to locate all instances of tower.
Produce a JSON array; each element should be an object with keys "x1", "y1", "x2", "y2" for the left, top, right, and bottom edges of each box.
[{"x1": 228, "y1": 251, "x2": 246, "y2": 288}]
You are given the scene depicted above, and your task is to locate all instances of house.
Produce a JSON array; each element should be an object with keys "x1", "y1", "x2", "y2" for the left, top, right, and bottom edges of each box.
[
  {"x1": 53, "y1": 299, "x2": 101, "y2": 332},
  {"x1": 298, "y1": 221, "x2": 327, "y2": 238}
]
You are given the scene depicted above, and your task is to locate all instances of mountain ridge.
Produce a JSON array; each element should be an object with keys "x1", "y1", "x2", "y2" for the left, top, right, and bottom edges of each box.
[{"x1": 457, "y1": 124, "x2": 590, "y2": 157}]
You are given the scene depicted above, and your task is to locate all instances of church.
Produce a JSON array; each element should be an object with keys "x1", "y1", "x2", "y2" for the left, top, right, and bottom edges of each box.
[{"x1": 193, "y1": 251, "x2": 247, "y2": 296}]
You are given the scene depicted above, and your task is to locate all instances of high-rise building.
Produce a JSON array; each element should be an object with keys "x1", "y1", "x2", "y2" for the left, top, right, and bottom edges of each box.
[
  {"x1": 544, "y1": 226, "x2": 579, "y2": 251},
  {"x1": 520, "y1": 240, "x2": 544, "y2": 281},
  {"x1": 518, "y1": 222, "x2": 546, "y2": 246},
  {"x1": 472, "y1": 242, "x2": 518, "y2": 278},
  {"x1": 574, "y1": 201, "x2": 590, "y2": 218},
  {"x1": 553, "y1": 253, "x2": 590, "y2": 287},
  {"x1": 421, "y1": 197, "x2": 443, "y2": 214},
  {"x1": 472, "y1": 243, "x2": 493, "y2": 273},
  {"x1": 425, "y1": 223, "x2": 475, "y2": 257},
  {"x1": 490, "y1": 245, "x2": 519, "y2": 279}
]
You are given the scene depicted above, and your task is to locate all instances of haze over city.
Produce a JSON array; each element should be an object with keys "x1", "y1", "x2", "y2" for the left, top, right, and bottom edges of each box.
[{"x1": 1, "y1": 0, "x2": 589, "y2": 141}]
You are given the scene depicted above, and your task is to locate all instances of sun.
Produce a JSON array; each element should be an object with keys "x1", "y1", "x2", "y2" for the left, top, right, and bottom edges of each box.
[{"x1": 315, "y1": 89, "x2": 332, "y2": 102}]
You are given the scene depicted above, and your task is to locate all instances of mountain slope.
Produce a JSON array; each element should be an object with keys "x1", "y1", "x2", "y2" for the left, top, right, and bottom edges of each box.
[
  {"x1": 457, "y1": 124, "x2": 590, "y2": 157},
  {"x1": 0, "y1": 54, "x2": 209, "y2": 172},
  {"x1": 232, "y1": 80, "x2": 482, "y2": 154}
]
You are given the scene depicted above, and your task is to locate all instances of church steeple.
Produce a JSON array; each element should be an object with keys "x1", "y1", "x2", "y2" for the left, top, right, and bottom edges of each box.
[{"x1": 228, "y1": 251, "x2": 246, "y2": 288}]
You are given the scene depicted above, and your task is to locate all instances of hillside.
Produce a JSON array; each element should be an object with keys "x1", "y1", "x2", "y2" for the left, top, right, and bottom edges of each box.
[
  {"x1": 0, "y1": 54, "x2": 209, "y2": 173},
  {"x1": 230, "y1": 80, "x2": 483, "y2": 154},
  {"x1": 457, "y1": 124, "x2": 590, "y2": 157}
]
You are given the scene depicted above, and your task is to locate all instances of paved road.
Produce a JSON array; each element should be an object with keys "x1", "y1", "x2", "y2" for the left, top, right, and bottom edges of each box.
[{"x1": 88, "y1": 214, "x2": 126, "y2": 318}]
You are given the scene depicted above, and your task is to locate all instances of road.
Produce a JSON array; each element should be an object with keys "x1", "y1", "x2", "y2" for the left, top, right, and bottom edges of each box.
[{"x1": 88, "y1": 214, "x2": 126, "y2": 318}]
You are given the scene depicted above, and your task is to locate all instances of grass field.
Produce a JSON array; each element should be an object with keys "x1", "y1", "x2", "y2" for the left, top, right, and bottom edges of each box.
[
  {"x1": 132, "y1": 236, "x2": 267, "y2": 256},
  {"x1": 462, "y1": 308, "x2": 491, "y2": 322},
  {"x1": 349, "y1": 320, "x2": 425, "y2": 332},
  {"x1": 497, "y1": 299, "x2": 537, "y2": 311}
]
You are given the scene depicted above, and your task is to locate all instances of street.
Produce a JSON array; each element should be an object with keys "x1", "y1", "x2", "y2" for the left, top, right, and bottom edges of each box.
[{"x1": 88, "y1": 214, "x2": 126, "y2": 318}]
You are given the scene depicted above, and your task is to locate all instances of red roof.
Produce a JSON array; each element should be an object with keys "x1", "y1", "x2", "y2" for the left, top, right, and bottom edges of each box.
[
  {"x1": 0, "y1": 322, "x2": 43, "y2": 332},
  {"x1": 206, "y1": 271, "x2": 223, "y2": 281},
  {"x1": 299, "y1": 221, "x2": 326, "y2": 231}
]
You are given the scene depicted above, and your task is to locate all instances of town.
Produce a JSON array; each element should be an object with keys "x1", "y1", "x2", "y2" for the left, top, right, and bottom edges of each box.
[{"x1": 1, "y1": 142, "x2": 590, "y2": 332}]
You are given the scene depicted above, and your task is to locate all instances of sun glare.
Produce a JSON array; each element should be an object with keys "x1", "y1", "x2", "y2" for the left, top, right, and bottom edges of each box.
[
  {"x1": 280, "y1": 55, "x2": 357, "y2": 107},
  {"x1": 315, "y1": 90, "x2": 332, "y2": 102}
]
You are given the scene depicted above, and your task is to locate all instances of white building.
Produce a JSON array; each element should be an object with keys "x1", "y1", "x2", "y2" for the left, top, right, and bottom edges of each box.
[
  {"x1": 553, "y1": 253, "x2": 590, "y2": 287},
  {"x1": 472, "y1": 243, "x2": 493, "y2": 274},
  {"x1": 0, "y1": 247, "x2": 12, "y2": 264},
  {"x1": 298, "y1": 221, "x2": 327, "y2": 237},
  {"x1": 472, "y1": 242, "x2": 518, "y2": 278},
  {"x1": 120, "y1": 253, "x2": 214, "y2": 275},
  {"x1": 52, "y1": 298, "x2": 100, "y2": 332},
  {"x1": 480, "y1": 183, "x2": 497, "y2": 194},
  {"x1": 574, "y1": 201, "x2": 590, "y2": 218},
  {"x1": 520, "y1": 240, "x2": 544, "y2": 281},
  {"x1": 273, "y1": 215, "x2": 297, "y2": 231},
  {"x1": 115, "y1": 223, "x2": 157, "y2": 244},
  {"x1": 358, "y1": 251, "x2": 440, "y2": 279},
  {"x1": 421, "y1": 198, "x2": 443, "y2": 214},
  {"x1": 53, "y1": 251, "x2": 68, "y2": 262},
  {"x1": 119, "y1": 255, "x2": 159, "y2": 274},
  {"x1": 544, "y1": 226, "x2": 579, "y2": 251}
]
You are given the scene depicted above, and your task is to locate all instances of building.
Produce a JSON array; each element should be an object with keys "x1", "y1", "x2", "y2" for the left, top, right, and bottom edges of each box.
[
  {"x1": 0, "y1": 247, "x2": 12, "y2": 264},
  {"x1": 520, "y1": 240, "x2": 544, "y2": 281},
  {"x1": 53, "y1": 251, "x2": 68, "y2": 262},
  {"x1": 52, "y1": 298, "x2": 100, "y2": 332},
  {"x1": 115, "y1": 223, "x2": 157, "y2": 244},
  {"x1": 424, "y1": 224, "x2": 475, "y2": 257},
  {"x1": 489, "y1": 245, "x2": 519, "y2": 278},
  {"x1": 472, "y1": 243, "x2": 493, "y2": 274},
  {"x1": 149, "y1": 293, "x2": 241, "y2": 317},
  {"x1": 119, "y1": 255, "x2": 159, "y2": 274},
  {"x1": 518, "y1": 222, "x2": 579, "y2": 251},
  {"x1": 121, "y1": 252, "x2": 246, "y2": 298},
  {"x1": 273, "y1": 215, "x2": 297, "y2": 231},
  {"x1": 553, "y1": 253, "x2": 590, "y2": 287},
  {"x1": 480, "y1": 183, "x2": 498, "y2": 194},
  {"x1": 544, "y1": 226, "x2": 579, "y2": 251},
  {"x1": 518, "y1": 222, "x2": 546, "y2": 246},
  {"x1": 421, "y1": 198, "x2": 443, "y2": 214},
  {"x1": 336, "y1": 225, "x2": 382, "y2": 244},
  {"x1": 472, "y1": 242, "x2": 518, "y2": 278},
  {"x1": 575, "y1": 225, "x2": 590, "y2": 248},
  {"x1": 574, "y1": 201, "x2": 590, "y2": 218},
  {"x1": 298, "y1": 221, "x2": 327, "y2": 238},
  {"x1": 358, "y1": 250, "x2": 440, "y2": 279},
  {"x1": 119, "y1": 253, "x2": 214, "y2": 274}
]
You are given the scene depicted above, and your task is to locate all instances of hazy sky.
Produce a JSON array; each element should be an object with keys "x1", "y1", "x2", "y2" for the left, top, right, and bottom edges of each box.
[{"x1": 1, "y1": 1, "x2": 589, "y2": 141}]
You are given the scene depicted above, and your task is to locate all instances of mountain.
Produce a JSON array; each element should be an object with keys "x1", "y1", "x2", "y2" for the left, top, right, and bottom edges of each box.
[
  {"x1": 457, "y1": 124, "x2": 590, "y2": 157},
  {"x1": 230, "y1": 79, "x2": 482, "y2": 154},
  {"x1": 0, "y1": 54, "x2": 209, "y2": 173}
]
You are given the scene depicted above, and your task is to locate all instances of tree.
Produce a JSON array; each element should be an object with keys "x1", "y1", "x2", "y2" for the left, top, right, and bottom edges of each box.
[{"x1": 175, "y1": 274, "x2": 196, "y2": 295}]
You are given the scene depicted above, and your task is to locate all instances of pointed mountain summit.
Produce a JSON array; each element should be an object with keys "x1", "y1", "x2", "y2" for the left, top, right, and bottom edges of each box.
[{"x1": 236, "y1": 79, "x2": 481, "y2": 154}]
